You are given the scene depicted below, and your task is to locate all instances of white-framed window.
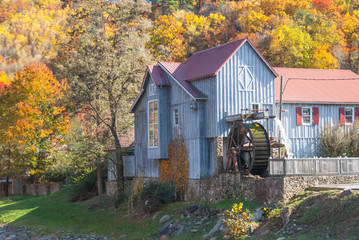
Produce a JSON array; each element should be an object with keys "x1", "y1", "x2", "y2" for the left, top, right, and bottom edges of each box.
[
  {"x1": 173, "y1": 109, "x2": 179, "y2": 126},
  {"x1": 148, "y1": 100, "x2": 158, "y2": 147},
  {"x1": 302, "y1": 107, "x2": 312, "y2": 125},
  {"x1": 238, "y1": 65, "x2": 254, "y2": 91},
  {"x1": 149, "y1": 83, "x2": 157, "y2": 96},
  {"x1": 345, "y1": 107, "x2": 354, "y2": 124}
]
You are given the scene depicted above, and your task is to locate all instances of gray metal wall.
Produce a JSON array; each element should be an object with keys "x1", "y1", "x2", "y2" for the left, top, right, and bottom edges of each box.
[
  {"x1": 216, "y1": 41, "x2": 276, "y2": 137},
  {"x1": 280, "y1": 103, "x2": 359, "y2": 158},
  {"x1": 167, "y1": 75, "x2": 202, "y2": 179}
]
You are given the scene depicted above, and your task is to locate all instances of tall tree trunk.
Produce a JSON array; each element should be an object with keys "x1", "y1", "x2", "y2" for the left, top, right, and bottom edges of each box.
[
  {"x1": 97, "y1": 161, "x2": 103, "y2": 195},
  {"x1": 112, "y1": 129, "x2": 124, "y2": 192},
  {"x1": 5, "y1": 176, "x2": 9, "y2": 197}
]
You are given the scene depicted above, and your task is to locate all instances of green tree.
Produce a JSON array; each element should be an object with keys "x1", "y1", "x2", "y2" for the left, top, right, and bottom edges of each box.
[{"x1": 59, "y1": 0, "x2": 152, "y2": 192}]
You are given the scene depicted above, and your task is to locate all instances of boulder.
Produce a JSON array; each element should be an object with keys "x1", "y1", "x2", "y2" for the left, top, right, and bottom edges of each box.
[{"x1": 159, "y1": 215, "x2": 171, "y2": 224}]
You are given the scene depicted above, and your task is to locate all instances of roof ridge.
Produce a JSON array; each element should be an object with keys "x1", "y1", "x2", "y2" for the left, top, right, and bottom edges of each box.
[{"x1": 190, "y1": 38, "x2": 246, "y2": 56}]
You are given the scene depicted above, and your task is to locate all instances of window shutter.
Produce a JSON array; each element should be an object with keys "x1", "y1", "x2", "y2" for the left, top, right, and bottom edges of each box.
[
  {"x1": 339, "y1": 107, "x2": 345, "y2": 124},
  {"x1": 355, "y1": 108, "x2": 359, "y2": 122},
  {"x1": 313, "y1": 107, "x2": 319, "y2": 125},
  {"x1": 296, "y1": 107, "x2": 302, "y2": 125}
]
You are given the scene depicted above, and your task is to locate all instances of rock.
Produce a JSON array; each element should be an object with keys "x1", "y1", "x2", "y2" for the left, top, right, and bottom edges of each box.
[
  {"x1": 175, "y1": 226, "x2": 184, "y2": 236},
  {"x1": 202, "y1": 216, "x2": 224, "y2": 239},
  {"x1": 159, "y1": 221, "x2": 173, "y2": 236},
  {"x1": 120, "y1": 233, "x2": 128, "y2": 238},
  {"x1": 340, "y1": 188, "x2": 352, "y2": 197},
  {"x1": 159, "y1": 215, "x2": 171, "y2": 224},
  {"x1": 190, "y1": 229, "x2": 197, "y2": 233},
  {"x1": 280, "y1": 207, "x2": 291, "y2": 226},
  {"x1": 182, "y1": 205, "x2": 199, "y2": 214},
  {"x1": 209, "y1": 237, "x2": 217, "y2": 240},
  {"x1": 276, "y1": 237, "x2": 285, "y2": 240},
  {"x1": 251, "y1": 208, "x2": 264, "y2": 222},
  {"x1": 160, "y1": 235, "x2": 169, "y2": 240}
]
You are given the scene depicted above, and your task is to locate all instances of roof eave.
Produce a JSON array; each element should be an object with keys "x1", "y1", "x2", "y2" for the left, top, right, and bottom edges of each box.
[
  {"x1": 130, "y1": 89, "x2": 145, "y2": 113},
  {"x1": 276, "y1": 100, "x2": 359, "y2": 105},
  {"x1": 158, "y1": 63, "x2": 207, "y2": 101}
]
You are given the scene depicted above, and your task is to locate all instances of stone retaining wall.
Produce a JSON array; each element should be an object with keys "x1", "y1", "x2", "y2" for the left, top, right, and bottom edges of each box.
[
  {"x1": 12, "y1": 182, "x2": 61, "y2": 196},
  {"x1": 106, "y1": 174, "x2": 359, "y2": 204}
]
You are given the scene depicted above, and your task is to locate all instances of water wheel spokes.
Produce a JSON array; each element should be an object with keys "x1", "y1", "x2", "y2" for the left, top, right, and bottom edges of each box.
[{"x1": 226, "y1": 122, "x2": 270, "y2": 176}]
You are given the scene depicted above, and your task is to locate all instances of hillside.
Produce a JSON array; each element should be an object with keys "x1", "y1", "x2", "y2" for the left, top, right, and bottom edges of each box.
[{"x1": 1, "y1": 187, "x2": 358, "y2": 239}]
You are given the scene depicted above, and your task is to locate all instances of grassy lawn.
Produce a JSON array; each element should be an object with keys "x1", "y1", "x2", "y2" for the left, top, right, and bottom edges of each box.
[
  {"x1": 0, "y1": 187, "x2": 162, "y2": 239},
  {"x1": 0, "y1": 187, "x2": 260, "y2": 239}
]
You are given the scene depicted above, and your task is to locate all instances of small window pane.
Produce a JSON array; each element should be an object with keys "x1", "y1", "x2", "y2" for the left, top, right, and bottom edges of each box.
[
  {"x1": 154, "y1": 125, "x2": 158, "y2": 146},
  {"x1": 174, "y1": 109, "x2": 179, "y2": 125},
  {"x1": 302, "y1": 107, "x2": 311, "y2": 124},
  {"x1": 345, "y1": 108, "x2": 353, "y2": 123},
  {"x1": 252, "y1": 104, "x2": 259, "y2": 112},
  {"x1": 149, "y1": 126, "x2": 154, "y2": 146},
  {"x1": 154, "y1": 109, "x2": 158, "y2": 123}
]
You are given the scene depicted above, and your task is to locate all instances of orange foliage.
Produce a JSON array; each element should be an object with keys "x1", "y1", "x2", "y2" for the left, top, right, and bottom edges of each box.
[
  {"x1": 0, "y1": 63, "x2": 68, "y2": 181},
  {"x1": 160, "y1": 130, "x2": 189, "y2": 199}
]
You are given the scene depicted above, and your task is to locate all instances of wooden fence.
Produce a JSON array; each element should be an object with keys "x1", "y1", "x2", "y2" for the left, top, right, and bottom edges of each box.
[{"x1": 269, "y1": 158, "x2": 359, "y2": 176}]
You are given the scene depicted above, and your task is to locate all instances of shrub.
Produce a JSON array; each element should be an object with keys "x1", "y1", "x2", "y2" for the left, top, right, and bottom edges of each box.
[
  {"x1": 140, "y1": 181, "x2": 175, "y2": 213},
  {"x1": 69, "y1": 170, "x2": 98, "y2": 202},
  {"x1": 222, "y1": 202, "x2": 252, "y2": 239},
  {"x1": 320, "y1": 122, "x2": 359, "y2": 157},
  {"x1": 160, "y1": 129, "x2": 189, "y2": 201},
  {"x1": 113, "y1": 192, "x2": 128, "y2": 209}
]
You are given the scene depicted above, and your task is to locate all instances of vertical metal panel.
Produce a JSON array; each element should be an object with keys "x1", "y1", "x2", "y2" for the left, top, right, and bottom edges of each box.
[
  {"x1": 159, "y1": 86, "x2": 170, "y2": 158},
  {"x1": 278, "y1": 103, "x2": 359, "y2": 158},
  {"x1": 216, "y1": 41, "x2": 276, "y2": 137},
  {"x1": 192, "y1": 77, "x2": 217, "y2": 138}
]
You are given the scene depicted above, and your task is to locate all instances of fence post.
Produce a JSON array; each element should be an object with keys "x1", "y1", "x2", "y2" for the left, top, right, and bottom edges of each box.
[
  {"x1": 283, "y1": 158, "x2": 286, "y2": 176},
  {"x1": 314, "y1": 158, "x2": 318, "y2": 175},
  {"x1": 338, "y1": 158, "x2": 342, "y2": 175}
]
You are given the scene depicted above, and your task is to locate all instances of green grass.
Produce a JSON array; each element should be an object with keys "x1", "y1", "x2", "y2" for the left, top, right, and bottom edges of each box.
[
  {"x1": 0, "y1": 187, "x2": 262, "y2": 239},
  {"x1": 0, "y1": 187, "x2": 163, "y2": 239}
]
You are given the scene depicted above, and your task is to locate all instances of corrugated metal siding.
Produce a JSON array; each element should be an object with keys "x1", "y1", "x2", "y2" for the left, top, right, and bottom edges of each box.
[
  {"x1": 159, "y1": 86, "x2": 170, "y2": 158},
  {"x1": 217, "y1": 41, "x2": 276, "y2": 137},
  {"x1": 186, "y1": 138, "x2": 201, "y2": 179},
  {"x1": 192, "y1": 77, "x2": 217, "y2": 138},
  {"x1": 279, "y1": 103, "x2": 359, "y2": 158},
  {"x1": 167, "y1": 75, "x2": 203, "y2": 179}
]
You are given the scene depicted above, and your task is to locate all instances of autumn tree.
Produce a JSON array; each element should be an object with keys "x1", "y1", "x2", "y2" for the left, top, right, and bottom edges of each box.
[
  {"x1": 59, "y1": 0, "x2": 152, "y2": 192},
  {"x1": 0, "y1": 0, "x2": 70, "y2": 76},
  {"x1": 0, "y1": 63, "x2": 68, "y2": 195}
]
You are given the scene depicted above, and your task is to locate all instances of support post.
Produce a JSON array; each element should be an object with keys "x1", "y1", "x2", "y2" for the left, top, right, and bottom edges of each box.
[{"x1": 279, "y1": 76, "x2": 283, "y2": 158}]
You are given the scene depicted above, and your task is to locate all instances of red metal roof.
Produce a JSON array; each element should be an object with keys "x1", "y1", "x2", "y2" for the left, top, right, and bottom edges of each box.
[
  {"x1": 185, "y1": 39, "x2": 247, "y2": 81},
  {"x1": 159, "y1": 62, "x2": 207, "y2": 99},
  {"x1": 274, "y1": 67, "x2": 359, "y2": 103},
  {"x1": 148, "y1": 65, "x2": 169, "y2": 86}
]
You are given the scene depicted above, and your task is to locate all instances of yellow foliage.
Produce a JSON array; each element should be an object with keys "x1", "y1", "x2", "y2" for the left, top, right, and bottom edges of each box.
[
  {"x1": 222, "y1": 202, "x2": 253, "y2": 239},
  {"x1": 0, "y1": 0, "x2": 70, "y2": 75}
]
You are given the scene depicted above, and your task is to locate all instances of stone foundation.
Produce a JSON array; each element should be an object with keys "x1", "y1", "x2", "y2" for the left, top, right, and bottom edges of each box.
[
  {"x1": 187, "y1": 174, "x2": 359, "y2": 204},
  {"x1": 106, "y1": 174, "x2": 359, "y2": 204}
]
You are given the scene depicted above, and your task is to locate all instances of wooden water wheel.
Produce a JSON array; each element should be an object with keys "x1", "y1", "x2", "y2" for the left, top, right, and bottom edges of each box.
[{"x1": 226, "y1": 122, "x2": 270, "y2": 175}]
